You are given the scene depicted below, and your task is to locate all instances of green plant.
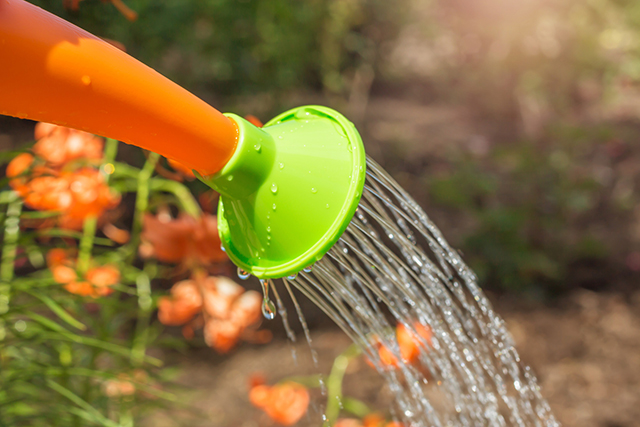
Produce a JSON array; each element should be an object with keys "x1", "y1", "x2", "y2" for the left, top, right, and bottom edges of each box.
[{"x1": 0, "y1": 121, "x2": 269, "y2": 425}]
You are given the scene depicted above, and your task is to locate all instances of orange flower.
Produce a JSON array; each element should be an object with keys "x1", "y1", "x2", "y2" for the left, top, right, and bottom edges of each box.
[
  {"x1": 203, "y1": 318, "x2": 244, "y2": 353},
  {"x1": 201, "y1": 278, "x2": 263, "y2": 353},
  {"x1": 249, "y1": 382, "x2": 309, "y2": 426},
  {"x1": 228, "y1": 290, "x2": 263, "y2": 328},
  {"x1": 201, "y1": 275, "x2": 244, "y2": 319},
  {"x1": 86, "y1": 265, "x2": 121, "y2": 296},
  {"x1": 64, "y1": 281, "x2": 96, "y2": 297},
  {"x1": 396, "y1": 323, "x2": 432, "y2": 364},
  {"x1": 140, "y1": 213, "x2": 226, "y2": 266},
  {"x1": 52, "y1": 264, "x2": 78, "y2": 284},
  {"x1": 102, "y1": 223, "x2": 130, "y2": 244},
  {"x1": 10, "y1": 166, "x2": 120, "y2": 231},
  {"x1": 6, "y1": 153, "x2": 33, "y2": 178},
  {"x1": 33, "y1": 122, "x2": 104, "y2": 166},
  {"x1": 369, "y1": 322, "x2": 433, "y2": 369},
  {"x1": 47, "y1": 249, "x2": 120, "y2": 298},
  {"x1": 46, "y1": 248, "x2": 69, "y2": 267},
  {"x1": 158, "y1": 275, "x2": 266, "y2": 353},
  {"x1": 59, "y1": 168, "x2": 121, "y2": 227},
  {"x1": 157, "y1": 280, "x2": 203, "y2": 326}
]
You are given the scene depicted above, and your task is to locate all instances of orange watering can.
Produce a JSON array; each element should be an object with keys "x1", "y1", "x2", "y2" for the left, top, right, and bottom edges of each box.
[
  {"x1": 0, "y1": 0, "x2": 367, "y2": 279},
  {"x1": 0, "y1": 0, "x2": 238, "y2": 175}
]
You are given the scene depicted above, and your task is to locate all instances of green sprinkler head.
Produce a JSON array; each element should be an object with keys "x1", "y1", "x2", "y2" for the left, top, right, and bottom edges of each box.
[{"x1": 197, "y1": 106, "x2": 367, "y2": 279}]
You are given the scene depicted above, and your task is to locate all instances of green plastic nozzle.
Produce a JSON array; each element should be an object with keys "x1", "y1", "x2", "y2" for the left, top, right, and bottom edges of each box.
[{"x1": 197, "y1": 106, "x2": 366, "y2": 279}]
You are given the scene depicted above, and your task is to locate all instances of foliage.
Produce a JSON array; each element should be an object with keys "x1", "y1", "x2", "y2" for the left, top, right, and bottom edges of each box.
[
  {"x1": 425, "y1": 121, "x2": 635, "y2": 295},
  {"x1": 31, "y1": 0, "x2": 407, "y2": 112},
  {"x1": 0, "y1": 123, "x2": 270, "y2": 425}
]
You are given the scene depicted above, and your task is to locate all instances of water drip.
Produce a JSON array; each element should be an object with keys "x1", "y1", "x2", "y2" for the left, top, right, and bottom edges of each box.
[
  {"x1": 237, "y1": 267, "x2": 250, "y2": 280},
  {"x1": 260, "y1": 279, "x2": 276, "y2": 320}
]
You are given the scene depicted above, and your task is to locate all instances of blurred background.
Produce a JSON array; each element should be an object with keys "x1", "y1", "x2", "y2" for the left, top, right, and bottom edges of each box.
[{"x1": 1, "y1": 0, "x2": 639, "y2": 426}]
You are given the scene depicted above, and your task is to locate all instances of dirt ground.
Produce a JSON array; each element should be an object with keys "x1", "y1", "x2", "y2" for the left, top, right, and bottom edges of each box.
[{"x1": 142, "y1": 289, "x2": 640, "y2": 427}]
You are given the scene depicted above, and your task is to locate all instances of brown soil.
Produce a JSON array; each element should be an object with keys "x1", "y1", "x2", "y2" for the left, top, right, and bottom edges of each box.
[{"x1": 144, "y1": 289, "x2": 640, "y2": 427}]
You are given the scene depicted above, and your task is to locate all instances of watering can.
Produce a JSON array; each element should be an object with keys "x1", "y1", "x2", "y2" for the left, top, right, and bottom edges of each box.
[{"x1": 0, "y1": 0, "x2": 366, "y2": 279}]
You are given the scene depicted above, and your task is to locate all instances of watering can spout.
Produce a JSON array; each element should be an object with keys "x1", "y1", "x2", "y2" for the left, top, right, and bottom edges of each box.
[{"x1": 0, "y1": 0, "x2": 238, "y2": 176}]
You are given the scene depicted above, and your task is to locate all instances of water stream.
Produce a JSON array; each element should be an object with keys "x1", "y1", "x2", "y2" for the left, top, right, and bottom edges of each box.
[{"x1": 275, "y1": 157, "x2": 558, "y2": 427}]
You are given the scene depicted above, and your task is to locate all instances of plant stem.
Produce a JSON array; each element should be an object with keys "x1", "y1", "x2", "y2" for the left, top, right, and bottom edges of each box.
[
  {"x1": 76, "y1": 216, "x2": 97, "y2": 275},
  {"x1": 0, "y1": 193, "x2": 21, "y2": 426},
  {"x1": 0, "y1": 192, "x2": 22, "y2": 341},
  {"x1": 103, "y1": 139, "x2": 119, "y2": 167},
  {"x1": 130, "y1": 266, "x2": 154, "y2": 367},
  {"x1": 126, "y1": 152, "x2": 160, "y2": 262},
  {"x1": 76, "y1": 139, "x2": 119, "y2": 274},
  {"x1": 149, "y1": 179, "x2": 202, "y2": 217},
  {"x1": 324, "y1": 344, "x2": 361, "y2": 426}
]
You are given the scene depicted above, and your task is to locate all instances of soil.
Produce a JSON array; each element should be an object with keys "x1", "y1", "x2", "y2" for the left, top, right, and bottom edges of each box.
[{"x1": 143, "y1": 289, "x2": 640, "y2": 427}]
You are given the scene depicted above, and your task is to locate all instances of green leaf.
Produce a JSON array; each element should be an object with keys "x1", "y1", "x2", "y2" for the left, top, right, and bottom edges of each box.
[
  {"x1": 24, "y1": 311, "x2": 69, "y2": 333},
  {"x1": 27, "y1": 292, "x2": 87, "y2": 331},
  {"x1": 35, "y1": 229, "x2": 115, "y2": 246},
  {"x1": 47, "y1": 380, "x2": 119, "y2": 427},
  {"x1": 38, "y1": 331, "x2": 163, "y2": 367},
  {"x1": 20, "y1": 210, "x2": 60, "y2": 219},
  {"x1": 342, "y1": 397, "x2": 371, "y2": 418}
]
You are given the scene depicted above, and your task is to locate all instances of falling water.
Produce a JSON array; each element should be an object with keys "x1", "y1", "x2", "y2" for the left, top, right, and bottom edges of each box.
[
  {"x1": 260, "y1": 279, "x2": 277, "y2": 320},
  {"x1": 280, "y1": 157, "x2": 559, "y2": 427}
]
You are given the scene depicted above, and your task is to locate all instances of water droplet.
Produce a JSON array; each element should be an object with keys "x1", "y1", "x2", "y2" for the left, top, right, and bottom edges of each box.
[
  {"x1": 271, "y1": 183, "x2": 278, "y2": 194},
  {"x1": 311, "y1": 188, "x2": 317, "y2": 194},
  {"x1": 254, "y1": 143, "x2": 261, "y2": 151},
  {"x1": 287, "y1": 273, "x2": 298, "y2": 280},
  {"x1": 267, "y1": 226, "x2": 271, "y2": 232},
  {"x1": 326, "y1": 204, "x2": 330, "y2": 209},
  {"x1": 278, "y1": 135, "x2": 283, "y2": 140},
  {"x1": 260, "y1": 279, "x2": 277, "y2": 320},
  {"x1": 226, "y1": 175, "x2": 234, "y2": 181},
  {"x1": 272, "y1": 203, "x2": 277, "y2": 211},
  {"x1": 303, "y1": 265, "x2": 313, "y2": 273},
  {"x1": 267, "y1": 235, "x2": 271, "y2": 240},
  {"x1": 237, "y1": 268, "x2": 250, "y2": 280},
  {"x1": 220, "y1": 244, "x2": 226, "y2": 252},
  {"x1": 279, "y1": 162, "x2": 285, "y2": 169}
]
